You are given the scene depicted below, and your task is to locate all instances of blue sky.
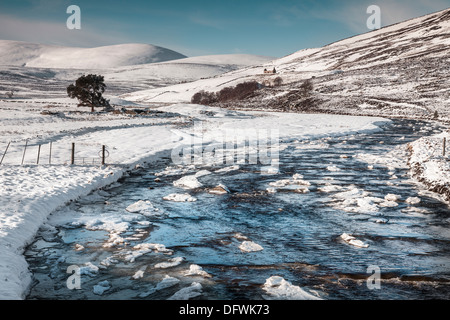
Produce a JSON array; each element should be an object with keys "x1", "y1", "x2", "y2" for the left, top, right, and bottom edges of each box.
[{"x1": 0, "y1": 0, "x2": 449, "y2": 57}]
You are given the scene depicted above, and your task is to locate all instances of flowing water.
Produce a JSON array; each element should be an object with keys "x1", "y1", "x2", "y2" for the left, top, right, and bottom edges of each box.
[{"x1": 25, "y1": 119, "x2": 450, "y2": 300}]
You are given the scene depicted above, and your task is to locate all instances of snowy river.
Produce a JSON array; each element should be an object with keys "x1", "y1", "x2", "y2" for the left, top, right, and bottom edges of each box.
[{"x1": 25, "y1": 119, "x2": 450, "y2": 300}]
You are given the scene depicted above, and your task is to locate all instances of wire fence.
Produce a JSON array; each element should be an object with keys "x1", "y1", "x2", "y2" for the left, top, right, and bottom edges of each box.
[
  {"x1": 419, "y1": 136, "x2": 448, "y2": 163},
  {"x1": 0, "y1": 140, "x2": 110, "y2": 166}
]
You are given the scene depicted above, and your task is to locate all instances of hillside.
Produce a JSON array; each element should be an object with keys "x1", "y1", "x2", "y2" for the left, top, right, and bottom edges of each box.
[
  {"x1": 0, "y1": 49, "x2": 274, "y2": 98},
  {"x1": 0, "y1": 40, "x2": 186, "y2": 69},
  {"x1": 122, "y1": 8, "x2": 450, "y2": 120}
]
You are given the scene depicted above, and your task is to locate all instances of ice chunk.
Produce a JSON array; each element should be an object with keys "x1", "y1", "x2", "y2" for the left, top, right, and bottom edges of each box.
[
  {"x1": 340, "y1": 233, "x2": 369, "y2": 248},
  {"x1": 126, "y1": 200, "x2": 161, "y2": 216},
  {"x1": 154, "y1": 256, "x2": 184, "y2": 269},
  {"x1": 379, "y1": 200, "x2": 398, "y2": 207},
  {"x1": 157, "y1": 275, "x2": 180, "y2": 290},
  {"x1": 385, "y1": 194, "x2": 401, "y2": 202},
  {"x1": 155, "y1": 165, "x2": 195, "y2": 176},
  {"x1": 326, "y1": 165, "x2": 340, "y2": 172},
  {"x1": 239, "y1": 241, "x2": 264, "y2": 252},
  {"x1": 93, "y1": 280, "x2": 110, "y2": 295},
  {"x1": 208, "y1": 184, "x2": 230, "y2": 195},
  {"x1": 292, "y1": 173, "x2": 304, "y2": 180},
  {"x1": 100, "y1": 256, "x2": 119, "y2": 267},
  {"x1": 195, "y1": 170, "x2": 211, "y2": 177},
  {"x1": 317, "y1": 184, "x2": 343, "y2": 192},
  {"x1": 334, "y1": 187, "x2": 369, "y2": 199},
  {"x1": 266, "y1": 187, "x2": 277, "y2": 193},
  {"x1": 167, "y1": 282, "x2": 202, "y2": 300},
  {"x1": 262, "y1": 276, "x2": 321, "y2": 300},
  {"x1": 268, "y1": 175, "x2": 310, "y2": 193},
  {"x1": 260, "y1": 166, "x2": 279, "y2": 174},
  {"x1": 215, "y1": 165, "x2": 240, "y2": 173},
  {"x1": 132, "y1": 269, "x2": 145, "y2": 279},
  {"x1": 103, "y1": 232, "x2": 126, "y2": 248},
  {"x1": 79, "y1": 262, "x2": 99, "y2": 277},
  {"x1": 124, "y1": 243, "x2": 172, "y2": 263},
  {"x1": 374, "y1": 218, "x2": 389, "y2": 224},
  {"x1": 163, "y1": 193, "x2": 197, "y2": 202},
  {"x1": 173, "y1": 175, "x2": 203, "y2": 189},
  {"x1": 269, "y1": 179, "x2": 292, "y2": 187},
  {"x1": 134, "y1": 243, "x2": 172, "y2": 254},
  {"x1": 184, "y1": 264, "x2": 211, "y2": 278},
  {"x1": 406, "y1": 197, "x2": 421, "y2": 205},
  {"x1": 233, "y1": 233, "x2": 249, "y2": 240},
  {"x1": 138, "y1": 275, "x2": 181, "y2": 298}
]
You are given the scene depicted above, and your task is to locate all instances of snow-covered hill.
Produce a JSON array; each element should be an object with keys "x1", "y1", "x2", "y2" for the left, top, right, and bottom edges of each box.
[
  {"x1": 122, "y1": 8, "x2": 450, "y2": 120},
  {"x1": 103, "y1": 54, "x2": 275, "y2": 90},
  {"x1": 0, "y1": 47, "x2": 274, "y2": 98},
  {"x1": 0, "y1": 40, "x2": 186, "y2": 68}
]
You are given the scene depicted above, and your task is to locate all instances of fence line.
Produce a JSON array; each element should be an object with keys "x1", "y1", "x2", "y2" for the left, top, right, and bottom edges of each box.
[{"x1": 0, "y1": 141, "x2": 110, "y2": 166}]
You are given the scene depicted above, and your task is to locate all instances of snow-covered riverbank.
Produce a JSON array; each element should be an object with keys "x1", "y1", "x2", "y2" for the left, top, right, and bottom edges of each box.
[
  {"x1": 408, "y1": 130, "x2": 450, "y2": 202},
  {"x1": 0, "y1": 101, "x2": 388, "y2": 299}
]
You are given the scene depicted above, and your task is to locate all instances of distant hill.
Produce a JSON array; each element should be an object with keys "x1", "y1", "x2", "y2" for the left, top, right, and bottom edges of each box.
[
  {"x1": 0, "y1": 40, "x2": 186, "y2": 68},
  {"x1": 122, "y1": 8, "x2": 450, "y2": 120}
]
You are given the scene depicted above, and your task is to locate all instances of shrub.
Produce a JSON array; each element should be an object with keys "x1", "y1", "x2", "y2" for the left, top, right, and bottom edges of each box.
[
  {"x1": 273, "y1": 77, "x2": 283, "y2": 86},
  {"x1": 190, "y1": 90, "x2": 217, "y2": 105},
  {"x1": 191, "y1": 81, "x2": 260, "y2": 105},
  {"x1": 300, "y1": 79, "x2": 314, "y2": 96}
]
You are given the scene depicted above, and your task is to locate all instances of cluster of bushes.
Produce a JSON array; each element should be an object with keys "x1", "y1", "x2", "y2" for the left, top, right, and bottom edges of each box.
[{"x1": 191, "y1": 81, "x2": 260, "y2": 105}]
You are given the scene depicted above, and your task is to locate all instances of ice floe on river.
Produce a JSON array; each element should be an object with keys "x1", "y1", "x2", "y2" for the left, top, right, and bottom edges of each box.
[
  {"x1": 163, "y1": 193, "x2": 197, "y2": 202},
  {"x1": 173, "y1": 175, "x2": 203, "y2": 189},
  {"x1": 239, "y1": 241, "x2": 264, "y2": 253},
  {"x1": 184, "y1": 264, "x2": 211, "y2": 278},
  {"x1": 267, "y1": 173, "x2": 311, "y2": 193},
  {"x1": 262, "y1": 276, "x2": 321, "y2": 300},
  {"x1": 208, "y1": 184, "x2": 230, "y2": 195},
  {"x1": 340, "y1": 233, "x2": 370, "y2": 248},
  {"x1": 93, "y1": 281, "x2": 111, "y2": 296},
  {"x1": 167, "y1": 282, "x2": 203, "y2": 300},
  {"x1": 126, "y1": 200, "x2": 163, "y2": 216}
]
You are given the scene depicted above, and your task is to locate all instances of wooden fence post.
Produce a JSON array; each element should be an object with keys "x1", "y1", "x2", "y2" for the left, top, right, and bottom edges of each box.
[
  {"x1": 71, "y1": 143, "x2": 75, "y2": 165},
  {"x1": 37, "y1": 144, "x2": 41, "y2": 165},
  {"x1": 102, "y1": 145, "x2": 106, "y2": 165},
  {"x1": 49, "y1": 142, "x2": 52, "y2": 165},
  {"x1": 21, "y1": 139, "x2": 28, "y2": 165},
  {"x1": 0, "y1": 141, "x2": 10, "y2": 165},
  {"x1": 444, "y1": 137, "x2": 447, "y2": 157}
]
